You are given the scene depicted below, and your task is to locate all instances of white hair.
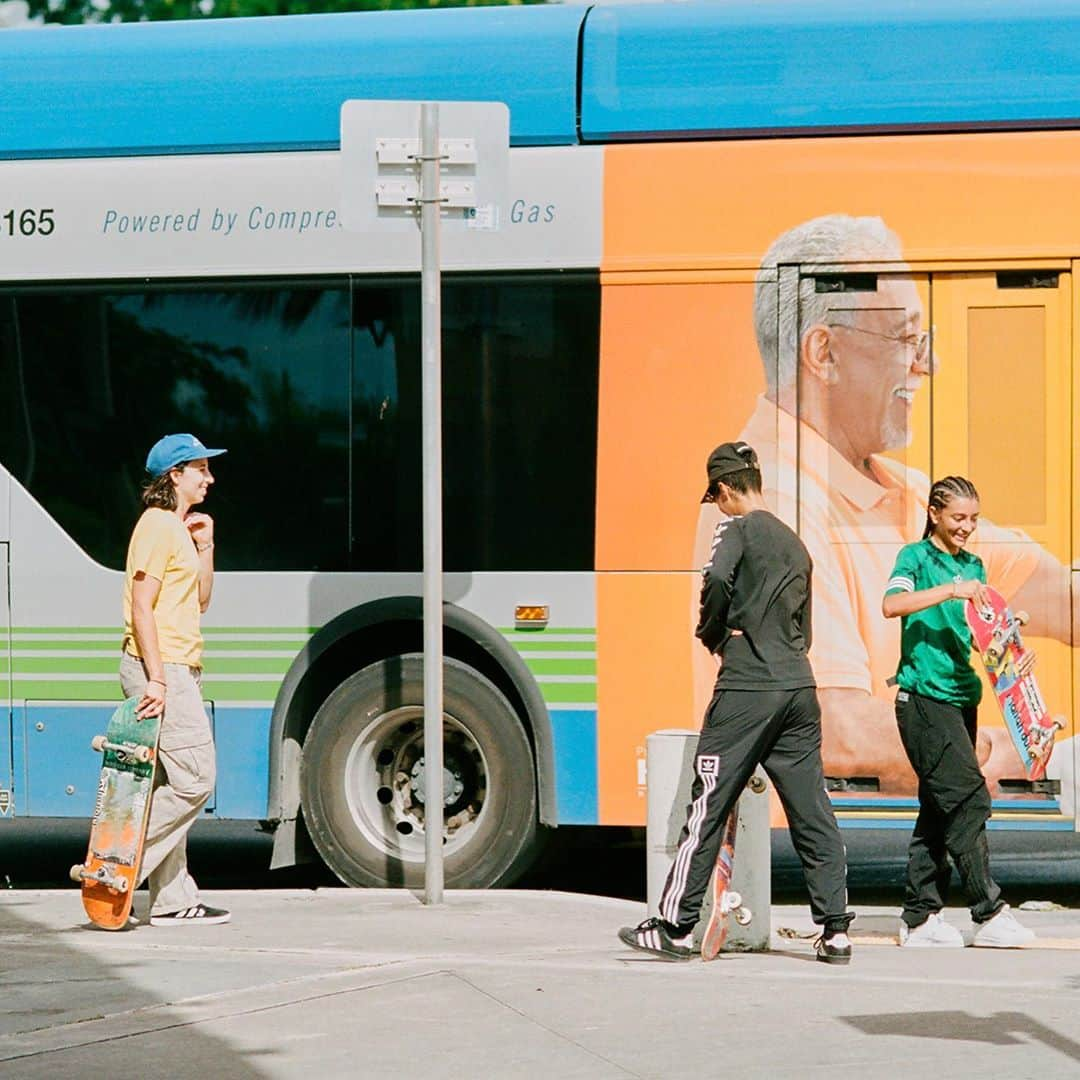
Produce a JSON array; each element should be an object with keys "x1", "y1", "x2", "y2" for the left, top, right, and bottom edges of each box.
[{"x1": 753, "y1": 215, "x2": 903, "y2": 397}]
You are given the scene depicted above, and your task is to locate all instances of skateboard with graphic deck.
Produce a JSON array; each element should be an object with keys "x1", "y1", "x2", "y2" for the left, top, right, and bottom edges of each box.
[
  {"x1": 965, "y1": 586, "x2": 1064, "y2": 782},
  {"x1": 70, "y1": 697, "x2": 160, "y2": 929},
  {"x1": 700, "y1": 802, "x2": 752, "y2": 961}
]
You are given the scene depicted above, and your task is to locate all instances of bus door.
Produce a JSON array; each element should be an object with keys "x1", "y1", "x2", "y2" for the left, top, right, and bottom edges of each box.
[
  {"x1": 790, "y1": 269, "x2": 931, "y2": 805},
  {"x1": 931, "y1": 270, "x2": 1073, "y2": 815}
]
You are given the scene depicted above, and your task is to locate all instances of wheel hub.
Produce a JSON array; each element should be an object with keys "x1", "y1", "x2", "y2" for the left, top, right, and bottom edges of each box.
[
  {"x1": 342, "y1": 706, "x2": 489, "y2": 861},
  {"x1": 409, "y1": 757, "x2": 466, "y2": 807}
]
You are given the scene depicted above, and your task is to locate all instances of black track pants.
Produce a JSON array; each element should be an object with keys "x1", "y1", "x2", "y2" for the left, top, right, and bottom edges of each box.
[
  {"x1": 658, "y1": 687, "x2": 850, "y2": 934},
  {"x1": 896, "y1": 690, "x2": 1003, "y2": 927}
]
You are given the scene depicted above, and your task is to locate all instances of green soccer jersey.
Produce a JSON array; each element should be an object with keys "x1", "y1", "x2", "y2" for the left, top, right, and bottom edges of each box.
[{"x1": 884, "y1": 538, "x2": 987, "y2": 707}]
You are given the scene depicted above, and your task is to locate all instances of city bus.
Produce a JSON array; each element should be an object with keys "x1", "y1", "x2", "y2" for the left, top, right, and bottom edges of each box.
[{"x1": 2, "y1": 0, "x2": 1079, "y2": 889}]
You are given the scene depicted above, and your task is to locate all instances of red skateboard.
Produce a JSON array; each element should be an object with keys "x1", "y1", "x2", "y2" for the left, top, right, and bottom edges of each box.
[
  {"x1": 965, "y1": 587, "x2": 1064, "y2": 782},
  {"x1": 700, "y1": 803, "x2": 752, "y2": 961}
]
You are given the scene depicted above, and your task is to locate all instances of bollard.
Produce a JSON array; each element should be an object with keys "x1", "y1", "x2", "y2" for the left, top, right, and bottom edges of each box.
[{"x1": 646, "y1": 729, "x2": 771, "y2": 952}]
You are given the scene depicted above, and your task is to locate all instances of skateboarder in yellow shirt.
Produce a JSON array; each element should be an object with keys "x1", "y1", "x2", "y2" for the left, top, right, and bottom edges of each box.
[{"x1": 120, "y1": 433, "x2": 231, "y2": 926}]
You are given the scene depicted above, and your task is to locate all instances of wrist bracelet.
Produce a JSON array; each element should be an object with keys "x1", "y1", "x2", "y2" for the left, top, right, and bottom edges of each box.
[
  {"x1": 196, "y1": 541, "x2": 214, "y2": 553},
  {"x1": 147, "y1": 678, "x2": 166, "y2": 688}
]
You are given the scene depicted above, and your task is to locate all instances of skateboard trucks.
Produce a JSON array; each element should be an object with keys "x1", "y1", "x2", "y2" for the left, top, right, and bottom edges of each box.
[
  {"x1": 69, "y1": 863, "x2": 130, "y2": 893},
  {"x1": 91, "y1": 734, "x2": 153, "y2": 764},
  {"x1": 984, "y1": 608, "x2": 1028, "y2": 667},
  {"x1": 718, "y1": 889, "x2": 753, "y2": 926}
]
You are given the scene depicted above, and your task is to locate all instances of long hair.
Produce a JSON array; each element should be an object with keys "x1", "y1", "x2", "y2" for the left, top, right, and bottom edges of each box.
[
  {"x1": 922, "y1": 475, "x2": 979, "y2": 540},
  {"x1": 140, "y1": 461, "x2": 188, "y2": 511}
]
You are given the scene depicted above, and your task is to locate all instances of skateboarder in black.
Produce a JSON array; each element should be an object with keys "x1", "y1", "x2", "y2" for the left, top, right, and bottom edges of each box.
[{"x1": 618, "y1": 442, "x2": 853, "y2": 963}]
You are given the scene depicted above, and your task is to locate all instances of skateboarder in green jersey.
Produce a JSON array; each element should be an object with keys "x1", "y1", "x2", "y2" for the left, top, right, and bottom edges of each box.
[{"x1": 883, "y1": 475, "x2": 1035, "y2": 948}]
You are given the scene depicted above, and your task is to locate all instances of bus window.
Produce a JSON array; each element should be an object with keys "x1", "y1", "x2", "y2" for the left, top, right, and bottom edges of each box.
[
  {"x1": 0, "y1": 281, "x2": 351, "y2": 571},
  {"x1": 350, "y1": 272, "x2": 600, "y2": 572}
]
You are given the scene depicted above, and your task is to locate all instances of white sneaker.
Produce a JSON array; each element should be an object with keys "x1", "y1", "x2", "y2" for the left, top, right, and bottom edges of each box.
[
  {"x1": 899, "y1": 912, "x2": 965, "y2": 948},
  {"x1": 972, "y1": 905, "x2": 1035, "y2": 949}
]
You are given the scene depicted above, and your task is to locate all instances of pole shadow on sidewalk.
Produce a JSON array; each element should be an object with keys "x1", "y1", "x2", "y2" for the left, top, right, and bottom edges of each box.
[{"x1": 842, "y1": 1010, "x2": 1080, "y2": 1066}]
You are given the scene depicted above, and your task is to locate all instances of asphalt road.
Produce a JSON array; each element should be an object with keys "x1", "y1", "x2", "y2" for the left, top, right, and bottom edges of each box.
[{"x1": 4, "y1": 818, "x2": 1080, "y2": 908}]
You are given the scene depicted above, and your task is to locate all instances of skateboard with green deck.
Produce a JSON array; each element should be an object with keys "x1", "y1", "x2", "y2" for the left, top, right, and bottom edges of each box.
[{"x1": 70, "y1": 697, "x2": 160, "y2": 929}]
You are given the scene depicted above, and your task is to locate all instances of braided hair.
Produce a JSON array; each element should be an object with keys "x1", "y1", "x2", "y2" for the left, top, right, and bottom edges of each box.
[{"x1": 922, "y1": 475, "x2": 979, "y2": 539}]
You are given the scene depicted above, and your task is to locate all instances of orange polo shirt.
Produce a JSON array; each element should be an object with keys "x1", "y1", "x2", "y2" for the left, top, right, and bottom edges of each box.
[{"x1": 724, "y1": 396, "x2": 1041, "y2": 697}]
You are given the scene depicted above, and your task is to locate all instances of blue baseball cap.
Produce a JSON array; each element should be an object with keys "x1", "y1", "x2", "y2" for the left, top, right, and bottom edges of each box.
[{"x1": 145, "y1": 433, "x2": 227, "y2": 477}]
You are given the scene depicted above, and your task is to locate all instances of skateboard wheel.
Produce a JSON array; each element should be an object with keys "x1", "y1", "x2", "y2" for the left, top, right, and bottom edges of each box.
[
  {"x1": 91, "y1": 734, "x2": 107, "y2": 753},
  {"x1": 1015, "y1": 610, "x2": 1029, "y2": 626},
  {"x1": 734, "y1": 907, "x2": 752, "y2": 927},
  {"x1": 114, "y1": 878, "x2": 129, "y2": 894},
  {"x1": 725, "y1": 890, "x2": 743, "y2": 909},
  {"x1": 70, "y1": 863, "x2": 86, "y2": 883},
  {"x1": 132, "y1": 745, "x2": 152, "y2": 764}
]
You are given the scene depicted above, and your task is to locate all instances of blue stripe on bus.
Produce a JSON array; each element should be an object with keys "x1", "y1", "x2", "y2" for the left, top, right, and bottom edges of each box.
[
  {"x1": 9, "y1": 1, "x2": 1080, "y2": 160},
  {"x1": 0, "y1": 7, "x2": 584, "y2": 159},
  {"x1": 580, "y1": 0, "x2": 1080, "y2": 141},
  {"x1": 550, "y1": 709, "x2": 598, "y2": 825},
  {"x1": 18, "y1": 702, "x2": 270, "y2": 820},
  {"x1": 839, "y1": 817, "x2": 1075, "y2": 831},
  {"x1": 211, "y1": 708, "x2": 273, "y2": 820},
  {"x1": 21, "y1": 704, "x2": 116, "y2": 817},
  {"x1": 832, "y1": 797, "x2": 1062, "y2": 811}
]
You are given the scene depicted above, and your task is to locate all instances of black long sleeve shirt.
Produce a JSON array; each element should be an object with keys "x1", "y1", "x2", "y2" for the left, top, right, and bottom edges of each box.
[{"x1": 695, "y1": 509, "x2": 816, "y2": 691}]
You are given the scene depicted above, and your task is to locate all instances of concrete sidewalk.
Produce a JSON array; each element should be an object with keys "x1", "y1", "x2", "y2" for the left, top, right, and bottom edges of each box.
[{"x1": 3, "y1": 889, "x2": 1080, "y2": 1079}]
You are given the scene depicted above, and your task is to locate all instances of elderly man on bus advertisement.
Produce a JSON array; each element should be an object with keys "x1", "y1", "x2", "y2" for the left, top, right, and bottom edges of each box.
[{"x1": 696, "y1": 214, "x2": 1072, "y2": 798}]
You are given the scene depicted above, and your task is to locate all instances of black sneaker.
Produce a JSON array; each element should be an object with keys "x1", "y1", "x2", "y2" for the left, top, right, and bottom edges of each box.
[
  {"x1": 150, "y1": 903, "x2": 231, "y2": 927},
  {"x1": 617, "y1": 917, "x2": 694, "y2": 961},
  {"x1": 815, "y1": 931, "x2": 852, "y2": 965}
]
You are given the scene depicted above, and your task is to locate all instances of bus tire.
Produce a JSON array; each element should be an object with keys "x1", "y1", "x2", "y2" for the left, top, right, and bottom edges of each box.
[{"x1": 300, "y1": 654, "x2": 539, "y2": 889}]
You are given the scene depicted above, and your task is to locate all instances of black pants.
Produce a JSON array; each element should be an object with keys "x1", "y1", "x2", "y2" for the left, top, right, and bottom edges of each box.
[
  {"x1": 658, "y1": 686, "x2": 851, "y2": 934},
  {"x1": 896, "y1": 690, "x2": 1003, "y2": 928}
]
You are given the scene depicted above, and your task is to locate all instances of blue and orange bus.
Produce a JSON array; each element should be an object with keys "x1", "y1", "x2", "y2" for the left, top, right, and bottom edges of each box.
[{"x1": 2, "y1": 0, "x2": 1079, "y2": 888}]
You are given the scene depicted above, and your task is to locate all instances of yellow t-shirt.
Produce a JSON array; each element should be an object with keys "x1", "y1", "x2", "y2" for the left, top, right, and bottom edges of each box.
[{"x1": 122, "y1": 508, "x2": 203, "y2": 667}]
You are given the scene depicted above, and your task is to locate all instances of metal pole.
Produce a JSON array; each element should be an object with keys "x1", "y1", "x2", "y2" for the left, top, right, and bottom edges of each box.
[{"x1": 419, "y1": 102, "x2": 444, "y2": 904}]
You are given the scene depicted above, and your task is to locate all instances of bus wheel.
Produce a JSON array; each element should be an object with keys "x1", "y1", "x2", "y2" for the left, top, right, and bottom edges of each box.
[{"x1": 300, "y1": 654, "x2": 539, "y2": 889}]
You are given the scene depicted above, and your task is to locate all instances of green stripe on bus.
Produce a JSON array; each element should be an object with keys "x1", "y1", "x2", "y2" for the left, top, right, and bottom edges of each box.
[
  {"x1": 12, "y1": 640, "x2": 121, "y2": 651},
  {"x1": 524, "y1": 659, "x2": 597, "y2": 676},
  {"x1": 538, "y1": 683, "x2": 597, "y2": 704},
  {"x1": 4, "y1": 658, "x2": 119, "y2": 674},
  {"x1": 12, "y1": 626, "x2": 314, "y2": 636},
  {"x1": 205, "y1": 658, "x2": 291, "y2": 674},
  {"x1": 201, "y1": 682, "x2": 283, "y2": 701},
  {"x1": 14, "y1": 679, "x2": 282, "y2": 702},
  {"x1": 3, "y1": 657, "x2": 291, "y2": 676},
  {"x1": 14, "y1": 681, "x2": 119, "y2": 700},
  {"x1": 11, "y1": 640, "x2": 309, "y2": 654},
  {"x1": 207, "y1": 641, "x2": 308, "y2": 652},
  {"x1": 505, "y1": 640, "x2": 597, "y2": 653}
]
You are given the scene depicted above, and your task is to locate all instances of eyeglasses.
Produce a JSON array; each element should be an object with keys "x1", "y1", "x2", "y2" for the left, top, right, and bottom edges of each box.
[{"x1": 828, "y1": 323, "x2": 931, "y2": 366}]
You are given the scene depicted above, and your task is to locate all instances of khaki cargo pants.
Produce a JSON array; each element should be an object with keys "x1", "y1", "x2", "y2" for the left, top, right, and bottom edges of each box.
[{"x1": 120, "y1": 652, "x2": 216, "y2": 917}]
